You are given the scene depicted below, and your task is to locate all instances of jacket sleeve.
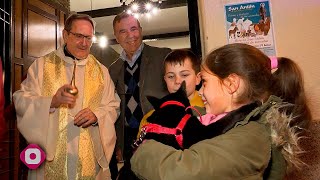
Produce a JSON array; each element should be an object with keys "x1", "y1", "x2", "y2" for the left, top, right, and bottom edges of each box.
[{"x1": 131, "y1": 122, "x2": 271, "y2": 180}]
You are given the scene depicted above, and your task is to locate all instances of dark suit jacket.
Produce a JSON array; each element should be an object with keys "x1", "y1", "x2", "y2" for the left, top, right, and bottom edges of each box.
[{"x1": 108, "y1": 44, "x2": 171, "y2": 154}]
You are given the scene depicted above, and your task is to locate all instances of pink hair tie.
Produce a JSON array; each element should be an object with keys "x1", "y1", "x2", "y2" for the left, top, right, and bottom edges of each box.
[{"x1": 270, "y1": 56, "x2": 278, "y2": 69}]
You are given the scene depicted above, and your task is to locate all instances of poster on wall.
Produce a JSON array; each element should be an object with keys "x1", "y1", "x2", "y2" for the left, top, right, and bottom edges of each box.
[{"x1": 225, "y1": 1, "x2": 276, "y2": 56}]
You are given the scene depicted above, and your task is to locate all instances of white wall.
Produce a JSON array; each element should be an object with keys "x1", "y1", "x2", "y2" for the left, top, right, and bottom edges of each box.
[{"x1": 198, "y1": 0, "x2": 320, "y2": 120}]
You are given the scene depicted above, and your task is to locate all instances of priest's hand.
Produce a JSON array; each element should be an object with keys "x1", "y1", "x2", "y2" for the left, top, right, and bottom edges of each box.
[
  {"x1": 74, "y1": 108, "x2": 98, "y2": 128},
  {"x1": 50, "y1": 84, "x2": 76, "y2": 108}
]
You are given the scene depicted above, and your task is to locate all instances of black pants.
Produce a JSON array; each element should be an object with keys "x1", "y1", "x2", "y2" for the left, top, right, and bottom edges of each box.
[
  {"x1": 123, "y1": 127, "x2": 139, "y2": 162},
  {"x1": 117, "y1": 127, "x2": 140, "y2": 180},
  {"x1": 109, "y1": 150, "x2": 118, "y2": 180},
  {"x1": 110, "y1": 127, "x2": 139, "y2": 179}
]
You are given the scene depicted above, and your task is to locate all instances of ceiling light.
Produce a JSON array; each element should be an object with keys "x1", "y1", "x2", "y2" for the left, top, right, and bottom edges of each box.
[
  {"x1": 98, "y1": 36, "x2": 108, "y2": 48},
  {"x1": 92, "y1": 33, "x2": 108, "y2": 48},
  {"x1": 92, "y1": 36, "x2": 97, "y2": 43},
  {"x1": 121, "y1": 0, "x2": 163, "y2": 19}
]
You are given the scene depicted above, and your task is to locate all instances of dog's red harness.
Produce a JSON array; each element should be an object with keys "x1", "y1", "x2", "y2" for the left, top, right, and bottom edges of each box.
[{"x1": 140, "y1": 100, "x2": 200, "y2": 149}]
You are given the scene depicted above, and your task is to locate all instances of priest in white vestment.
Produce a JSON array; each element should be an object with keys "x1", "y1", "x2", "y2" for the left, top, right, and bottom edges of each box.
[{"x1": 13, "y1": 14, "x2": 120, "y2": 180}]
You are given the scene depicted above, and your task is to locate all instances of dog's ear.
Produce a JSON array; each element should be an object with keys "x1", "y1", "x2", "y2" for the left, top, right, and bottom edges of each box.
[
  {"x1": 147, "y1": 96, "x2": 161, "y2": 110},
  {"x1": 177, "y1": 81, "x2": 187, "y2": 97}
]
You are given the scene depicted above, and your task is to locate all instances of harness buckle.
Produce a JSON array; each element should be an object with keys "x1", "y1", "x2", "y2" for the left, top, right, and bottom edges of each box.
[
  {"x1": 175, "y1": 129, "x2": 182, "y2": 136},
  {"x1": 132, "y1": 127, "x2": 147, "y2": 148}
]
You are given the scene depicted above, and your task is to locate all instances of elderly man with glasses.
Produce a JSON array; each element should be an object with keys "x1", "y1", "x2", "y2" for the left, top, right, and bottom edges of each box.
[{"x1": 13, "y1": 13, "x2": 120, "y2": 179}]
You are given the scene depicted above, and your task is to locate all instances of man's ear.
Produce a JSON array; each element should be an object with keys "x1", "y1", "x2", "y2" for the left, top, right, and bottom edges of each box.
[
  {"x1": 114, "y1": 32, "x2": 120, "y2": 44},
  {"x1": 62, "y1": 29, "x2": 68, "y2": 42},
  {"x1": 224, "y1": 73, "x2": 240, "y2": 94}
]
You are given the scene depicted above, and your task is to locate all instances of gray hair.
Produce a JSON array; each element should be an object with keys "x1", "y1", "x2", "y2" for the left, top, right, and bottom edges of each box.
[
  {"x1": 113, "y1": 12, "x2": 141, "y2": 29},
  {"x1": 64, "y1": 13, "x2": 96, "y2": 33}
]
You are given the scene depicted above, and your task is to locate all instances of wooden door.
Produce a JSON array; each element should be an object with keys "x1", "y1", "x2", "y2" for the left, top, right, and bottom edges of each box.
[{"x1": 12, "y1": 0, "x2": 68, "y2": 87}]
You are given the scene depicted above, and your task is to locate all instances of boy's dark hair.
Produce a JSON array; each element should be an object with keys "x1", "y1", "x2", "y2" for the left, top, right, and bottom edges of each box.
[
  {"x1": 64, "y1": 13, "x2": 95, "y2": 32},
  {"x1": 113, "y1": 12, "x2": 141, "y2": 29},
  {"x1": 163, "y1": 49, "x2": 201, "y2": 73},
  {"x1": 204, "y1": 43, "x2": 311, "y2": 128}
]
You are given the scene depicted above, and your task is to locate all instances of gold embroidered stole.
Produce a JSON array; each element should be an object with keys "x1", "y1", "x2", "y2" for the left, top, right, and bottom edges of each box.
[
  {"x1": 42, "y1": 52, "x2": 104, "y2": 179},
  {"x1": 76, "y1": 55, "x2": 104, "y2": 179},
  {"x1": 43, "y1": 52, "x2": 68, "y2": 179}
]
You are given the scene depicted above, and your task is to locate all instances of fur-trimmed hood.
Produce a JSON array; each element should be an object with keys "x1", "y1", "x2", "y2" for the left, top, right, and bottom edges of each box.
[
  {"x1": 254, "y1": 95, "x2": 304, "y2": 171},
  {"x1": 266, "y1": 104, "x2": 304, "y2": 170}
]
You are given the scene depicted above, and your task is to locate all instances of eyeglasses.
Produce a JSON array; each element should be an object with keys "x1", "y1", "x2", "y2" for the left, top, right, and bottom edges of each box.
[{"x1": 68, "y1": 31, "x2": 93, "y2": 42}]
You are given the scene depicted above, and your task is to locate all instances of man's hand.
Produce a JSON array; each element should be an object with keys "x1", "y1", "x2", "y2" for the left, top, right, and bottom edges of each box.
[
  {"x1": 50, "y1": 84, "x2": 77, "y2": 108},
  {"x1": 74, "y1": 108, "x2": 98, "y2": 128}
]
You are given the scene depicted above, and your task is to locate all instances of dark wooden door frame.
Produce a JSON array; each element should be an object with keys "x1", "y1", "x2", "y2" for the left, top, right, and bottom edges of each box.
[{"x1": 187, "y1": 0, "x2": 202, "y2": 58}]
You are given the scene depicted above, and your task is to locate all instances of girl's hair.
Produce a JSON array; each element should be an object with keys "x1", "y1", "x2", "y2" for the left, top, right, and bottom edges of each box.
[
  {"x1": 163, "y1": 49, "x2": 201, "y2": 73},
  {"x1": 271, "y1": 57, "x2": 311, "y2": 128},
  {"x1": 204, "y1": 43, "x2": 311, "y2": 127}
]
